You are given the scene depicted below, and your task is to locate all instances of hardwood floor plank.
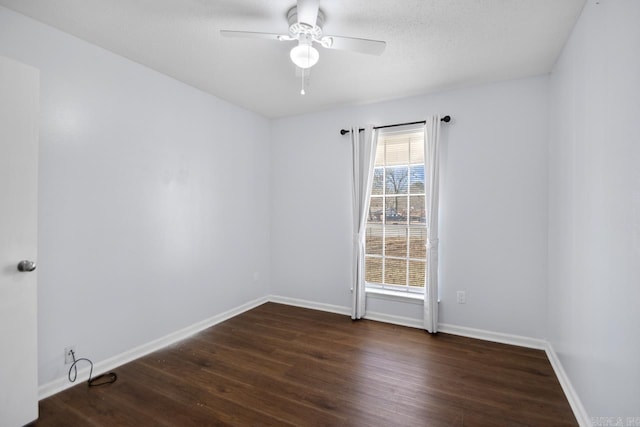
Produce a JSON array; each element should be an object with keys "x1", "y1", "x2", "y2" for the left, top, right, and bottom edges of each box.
[
  {"x1": 141, "y1": 346, "x2": 346, "y2": 426},
  {"x1": 120, "y1": 361, "x2": 285, "y2": 426},
  {"x1": 32, "y1": 302, "x2": 577, "y2": 426}
]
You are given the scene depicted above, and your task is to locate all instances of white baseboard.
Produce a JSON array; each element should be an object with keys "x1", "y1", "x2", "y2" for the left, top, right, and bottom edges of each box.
[
  {"x1": 38, "y1": 296, "x2": 268, "y2": 400},
  {"x1": 544, "y1": 343, "x2": 591, "y2": 427},
  {"x1": 363, "y1": 311, "x2": 424, "y2": 329},
  {"x1": 267, "y1": 295, "x2": 351, "y2": 316},
  {"x1": 267, "y1": 295, "x2": 545, "y2": 349},
  {"x1": 437, "y1": 323, "x2": 547, "y2": 350},
  {"x1": 268, "y1": 295, "x2": 423, "y2": 329}
]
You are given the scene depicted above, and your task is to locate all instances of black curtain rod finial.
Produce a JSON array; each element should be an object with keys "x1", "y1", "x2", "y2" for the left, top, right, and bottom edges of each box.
[{"x1": 340, "y1": 129, "x2": 350, "y2": 136}]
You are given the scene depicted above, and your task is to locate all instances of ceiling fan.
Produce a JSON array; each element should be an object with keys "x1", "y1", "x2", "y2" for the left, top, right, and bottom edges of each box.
[{"x1": 221, "y1": 0, "x2": 386, "y2": 94}]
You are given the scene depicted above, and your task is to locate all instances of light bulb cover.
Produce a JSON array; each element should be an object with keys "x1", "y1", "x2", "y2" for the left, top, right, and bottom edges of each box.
[{"x1": 290, "y1": 42, "x2": 319, "y2": 69}]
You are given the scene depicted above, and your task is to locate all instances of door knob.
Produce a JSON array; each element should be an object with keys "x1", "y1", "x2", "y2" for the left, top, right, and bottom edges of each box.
[{"x1": 17, "y1": 260, "x2": 36, "y2": 272}]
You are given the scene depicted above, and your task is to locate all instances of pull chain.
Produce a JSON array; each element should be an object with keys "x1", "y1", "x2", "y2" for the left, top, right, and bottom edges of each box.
[{"x1": 300, "y1": 68, "x2": 305, "y2": 95}]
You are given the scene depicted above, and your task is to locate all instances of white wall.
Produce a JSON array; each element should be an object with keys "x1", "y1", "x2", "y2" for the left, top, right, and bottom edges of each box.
[
  {"x1": 0, "y1": 6, "x2": 271, "y2": 386},
  {"x1": 271, "y1": 76, "x2": 550, "y2": 339},
  {"x1": 548, "y1": 0, "x2": 640, "y2": 418}
]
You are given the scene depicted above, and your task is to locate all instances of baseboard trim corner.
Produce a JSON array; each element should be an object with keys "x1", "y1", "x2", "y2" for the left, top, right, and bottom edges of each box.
[
  {"x1": 38, "y1": 295, "x2": 268, "y2": 400},
  {"x1": 544, "y1": 342, "x2": 591, "y2": 427},
  {"x1": 438, "y1": 323, "x2": 588, "y2": 426}
]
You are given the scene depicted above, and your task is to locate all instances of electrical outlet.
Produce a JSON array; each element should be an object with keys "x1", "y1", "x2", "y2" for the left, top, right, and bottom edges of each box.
[
  {"x1": 64, "y1": 346, "x2": 76, "y2": 364},
  {"x1": 456, "y1": 291, "x2": 466, "y2": 304}
]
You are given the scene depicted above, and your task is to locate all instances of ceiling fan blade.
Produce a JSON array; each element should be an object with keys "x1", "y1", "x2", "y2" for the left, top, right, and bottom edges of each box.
[
  {"x1": 296, "y1": 0, "x2": 319, "y2": 27},
  {"x1": 220, "y1": 30, "x2": 286, "y2": 41},
  {"x1": 322, "y1": 36, "x2": 386, "y2": 55}
]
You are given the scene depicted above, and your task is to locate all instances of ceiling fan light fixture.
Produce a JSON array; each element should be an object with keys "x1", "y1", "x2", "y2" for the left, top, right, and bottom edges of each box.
[{"x1": 290, "y1": 41, "x2": 319, "y2": 69}]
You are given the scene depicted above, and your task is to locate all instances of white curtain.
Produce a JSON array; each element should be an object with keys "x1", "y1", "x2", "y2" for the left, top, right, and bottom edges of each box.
[
  {"x1": 424, "y1": 115, "x2": 442, "y2": 333},
  {"x1": 351, "y1": 125, "x2": 377, "y2": 320}
]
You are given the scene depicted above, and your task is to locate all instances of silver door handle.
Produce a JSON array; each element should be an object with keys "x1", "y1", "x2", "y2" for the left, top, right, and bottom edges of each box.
[{"x1": 17, "y1": 260, "x2": 36, "y2": 272}]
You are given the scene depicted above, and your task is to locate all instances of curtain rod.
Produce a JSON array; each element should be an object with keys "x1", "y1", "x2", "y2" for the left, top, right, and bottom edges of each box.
[{"x1": 339, "y1": 115, "x2": 451, "y2": 136}]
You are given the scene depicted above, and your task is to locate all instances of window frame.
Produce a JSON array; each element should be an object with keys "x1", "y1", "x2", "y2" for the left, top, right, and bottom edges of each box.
[{"x1": 364, "y1": 125, "x2": 427, "y2": 296}]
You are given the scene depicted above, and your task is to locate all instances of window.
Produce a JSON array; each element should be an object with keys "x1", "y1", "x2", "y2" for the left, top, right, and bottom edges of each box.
[{"x1": 365, "y1": 127, "x2": 427, "y2": 294}]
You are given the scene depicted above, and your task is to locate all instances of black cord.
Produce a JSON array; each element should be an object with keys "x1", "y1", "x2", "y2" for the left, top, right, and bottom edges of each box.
[{"x1": 68, "y1": 349, "x2": 118, "y2": 387}]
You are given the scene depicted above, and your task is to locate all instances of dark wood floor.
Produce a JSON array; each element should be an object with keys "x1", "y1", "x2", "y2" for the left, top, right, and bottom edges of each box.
[{"x1": 32, "y1": 302, "x2": 577, "y2": 426}]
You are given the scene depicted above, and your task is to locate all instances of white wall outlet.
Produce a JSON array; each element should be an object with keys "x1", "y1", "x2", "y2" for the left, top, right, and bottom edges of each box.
[
  {"x1": 456, "y1": 291, "x2": 467, "y2": 304},
  {"x1": 64, "y1": 346, "x2": 76, "y2": 364}
]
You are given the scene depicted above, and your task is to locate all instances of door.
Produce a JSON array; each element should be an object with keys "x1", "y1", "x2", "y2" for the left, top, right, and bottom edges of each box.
[{"x1": 0, "y1": 56, "x2": 39, "y2": 426}]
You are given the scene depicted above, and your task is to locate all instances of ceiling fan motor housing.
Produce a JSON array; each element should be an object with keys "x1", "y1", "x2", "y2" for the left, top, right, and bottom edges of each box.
[{"x1": 287, "y1": 6, "x2": 325, "y2": 39}]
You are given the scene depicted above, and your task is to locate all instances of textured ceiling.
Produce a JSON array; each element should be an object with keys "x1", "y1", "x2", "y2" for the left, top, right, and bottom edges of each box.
[{"x1": 0, "y1": 0, "x2": 586, "y2": 118}]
